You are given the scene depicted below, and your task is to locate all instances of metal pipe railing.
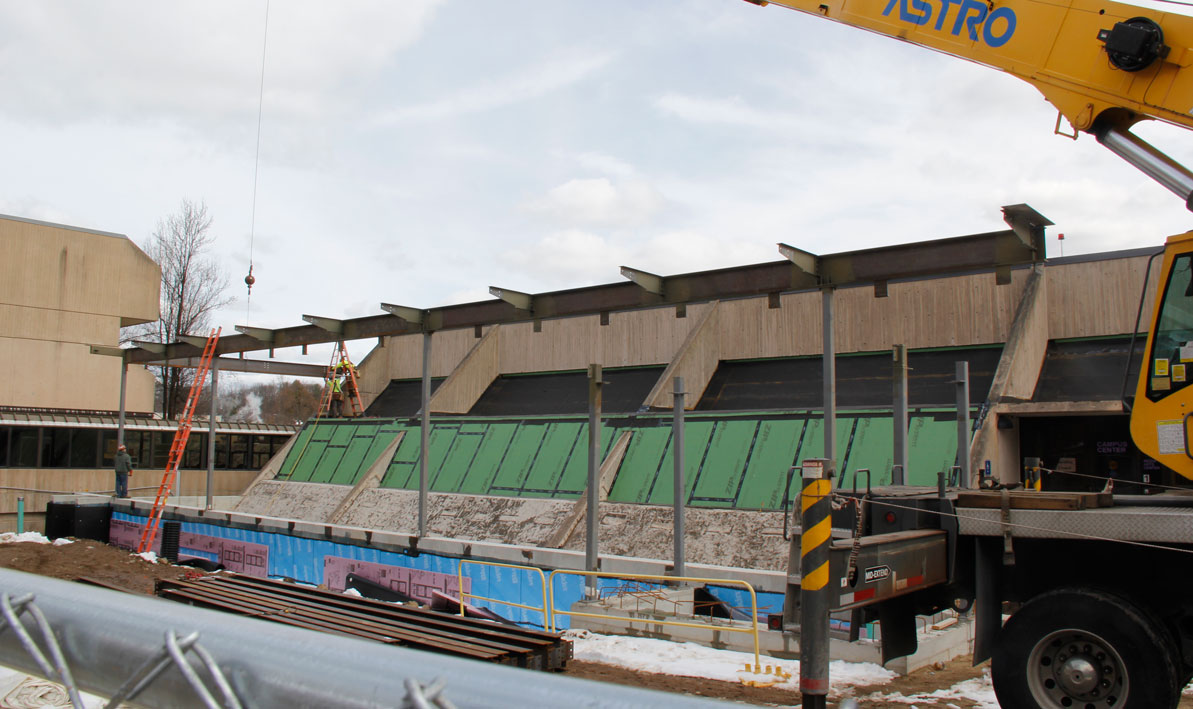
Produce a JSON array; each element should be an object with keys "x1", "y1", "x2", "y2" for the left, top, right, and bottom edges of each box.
[
  {"x1": 457, "y1": 559, "x2": 551, "y2": 629},
  {"x1": 546, "y1": 569, "x2": 762, "y2": 671},
  {"x1": 0, "y1": 568, "x2": 732, "y2": 708}
]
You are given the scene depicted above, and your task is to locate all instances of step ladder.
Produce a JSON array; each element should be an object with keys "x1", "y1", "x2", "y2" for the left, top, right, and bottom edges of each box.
[
  {"x1": 137, "y1": 328, "x2": 221, "y2": 554},
  {"x1": 316, "y1": 342, "x2": 364, "y2": 418}
]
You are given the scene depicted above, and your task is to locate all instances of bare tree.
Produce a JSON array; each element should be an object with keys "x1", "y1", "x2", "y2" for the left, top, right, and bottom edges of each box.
[
  {"x1": 208, "y1": 379, "x2": 323, "y2": 425},
  {"x1": 126, "y1": 200, "x2": 233, "y2": 419}
]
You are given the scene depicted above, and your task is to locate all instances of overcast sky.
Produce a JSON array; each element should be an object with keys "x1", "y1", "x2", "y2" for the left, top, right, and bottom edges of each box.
[{"x1": 5, "y1": 1, "x2": 1193, "y2": 365}]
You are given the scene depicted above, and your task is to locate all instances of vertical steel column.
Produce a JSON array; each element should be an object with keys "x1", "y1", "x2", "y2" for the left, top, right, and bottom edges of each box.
[
  {"x1": 799, "y1": 458, "x2": 835, "y2": 708},
  {"x1": 206, "y1": 358, "x2": 219, "y2": 510},
  {"x1": 892, "y1": 344, "x2": 909, "y2": 485},
  {"x1": 955, "y1": 361, "x2": 971, "y2": 488},
  {"x1": 117, "y1": 357, "x2": 128, "y2": 449},
  {"x1": 672, "y1": 376, "x2": 686, "y2": 579},
  {"x1": 586, "y1": 364, "x2": 604, "y2": 598},
  {"x1": 822, "y1": 288, "x2": 836, "y2": 463},
  {"x1": 419, "y1": 331, "x2": 431, "y2": 537}
]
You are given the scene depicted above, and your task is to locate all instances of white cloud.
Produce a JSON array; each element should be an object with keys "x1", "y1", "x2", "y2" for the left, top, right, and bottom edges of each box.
[
  {"x1": 0, "y1": 2, "x2": 440, "y2": 127},
  {"x1": 526, "y1": 178, "x2": 665, "y2": 227},
  {"x1": 655, "y1": 93, "x2": 796, "y2": 131},
  {"x1": 569, "y1": 152, "x2": 637, "y2": 178},
  {"x1": 498, "y1": 227, "x2": 780, "y2": 294},
  {"x1": 372, "y1": 51, "x2": 615, "y2": 125}
]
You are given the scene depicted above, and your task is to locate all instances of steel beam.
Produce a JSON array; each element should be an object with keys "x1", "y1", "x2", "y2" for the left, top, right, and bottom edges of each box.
[
  {"x1": 419, "y1": 332, "x2": 431, "y2": 538},
  {"x1": 177, "y1": 336, "x2": 210, "y2": 349},
  {"x1": 672, "y1": 377, "x2": 686, "y2": 579},
  {"x1": 302, "y1": 315, "x2": 344, "y2": 334},
  {"x1": 489, "y1": 287, "x2": 533, "y2": 312},
  {"x1": 893, "y1": 344, "x2": 909, "y2": 485},
  {"x1": 823, "y1": 288, "x2": 836, "y2": 465},
  {"x1": 380, "y1": 303, "x2": 425, "y2": 325},
  {"x1": 122, "y1": 210, "x2": 1048, "y2": 365},
  {"x1": 956, "y1": 361, "x2": 972, "y2": 488},
  {"x1": 117, "y1": 361, "x2": 127, "y2": 450},
  {"x1": 131, "y1": 341, "x2": 166, "y2": 354},
  {"x1": 163, "y1": 357, "x2": 326, "y2": 378},
  {"x1": 586, "y1": 364, "x2": 604, "y2": 598},
  {"x1": 207, "y1": 359, "x2": 218, "y2": 510},
  {"x1": 778, "y1": 243, "x2": 819, "y2": 278},
  {"x1": 89, "y1": 345, "x2": 126, "y2": 358},
  {"x1": 621, "y1": 266, "x2": 665, "y2": 295},
  {"x1": 234, "y1": 325, "x2": 276, "y2": 344}
]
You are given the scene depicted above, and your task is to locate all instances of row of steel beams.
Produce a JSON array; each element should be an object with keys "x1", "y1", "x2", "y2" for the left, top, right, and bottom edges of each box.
[
  {"x1": 116, "y1": 204, "x2": 1049, "y2": 366},
  {"x1": 156, "y1": 574, "x2": 571, "y2": 670}
]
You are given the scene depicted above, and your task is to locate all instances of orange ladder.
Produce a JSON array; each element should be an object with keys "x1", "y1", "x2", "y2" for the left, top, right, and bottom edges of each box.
[
  {"x1": 316, "y1": 342, "x2": 363, "y2": 418},
  {"x1": 137, "y1": 328, "x2": 221, "y2": 554}
]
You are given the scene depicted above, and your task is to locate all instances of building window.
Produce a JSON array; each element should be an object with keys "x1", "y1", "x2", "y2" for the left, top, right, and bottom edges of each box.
[
  {"x1": 43, "y1": 429, "x2": 70, "y2": 468},
  {"x1": 151, "y1": 432, "x2": 171, "y2": 469},
  {"x1": 1149, "y1": 253, "x2": 1193, "y2": 401},
  {"x1": 183, "y1": 433, "x2": 205, "y2": 470},
  {"x1": 229, "y1": 435, "x2": 250, "y2": 469},
  {"x1": 11, "y1": 429, "x2": 38, "y2": 467},
  {"x1": 214, "y1": 433, "x2": 229, "y2": 469},
  {"x1": 253, "y1": 436, "x2": 272, "y2": 469},
  {"x1": 70, "y1": 429, "x2": 99, "y2": 468}
]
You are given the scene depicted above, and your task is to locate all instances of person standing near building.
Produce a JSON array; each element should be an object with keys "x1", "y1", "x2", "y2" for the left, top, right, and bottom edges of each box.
[{"x1": 114, "y1": 444, "x2": 133, "y2": 498}]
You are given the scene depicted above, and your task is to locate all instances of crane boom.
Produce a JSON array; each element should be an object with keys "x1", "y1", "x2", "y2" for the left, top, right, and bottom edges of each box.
[{"x1": 745, "y1": 0, "x2": 1193, "y2": 208}]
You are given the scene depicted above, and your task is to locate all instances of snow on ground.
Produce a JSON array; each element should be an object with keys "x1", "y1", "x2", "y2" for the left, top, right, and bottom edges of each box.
[
  {"x1": 0, "y1": 532, "x2": 72, "y2": 546},
  {"x1": 565, "y1": 629, "x2": 1000, "y2": 706},
  {"x1": 860, "y1": 673, "x2": 999, "y2": 708},
  {"x1": 566, "y1": 628, "x2": 893, "y2": 689}
]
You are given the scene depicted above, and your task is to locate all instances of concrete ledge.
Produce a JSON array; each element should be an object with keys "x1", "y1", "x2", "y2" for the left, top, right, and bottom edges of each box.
[
  {"x1": 227, "y1": 512, "x2": 262, "y2": 528},
  {"x1": 258, "y1": 518, "x2": 291, "y2": 536}
]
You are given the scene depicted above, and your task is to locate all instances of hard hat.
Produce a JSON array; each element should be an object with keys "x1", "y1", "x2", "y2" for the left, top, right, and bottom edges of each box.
[{"x1": 118, "y1": 444, "x2": 127, "y2": 451}]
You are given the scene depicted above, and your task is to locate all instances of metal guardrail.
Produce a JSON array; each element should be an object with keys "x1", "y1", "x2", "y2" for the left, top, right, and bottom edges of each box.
[
  {"x1": 458, "y1": 559, "x2": 552, "y2": 630},
  {"x1": 546, "y1": 569, "x2": 763, "y2": 672}
]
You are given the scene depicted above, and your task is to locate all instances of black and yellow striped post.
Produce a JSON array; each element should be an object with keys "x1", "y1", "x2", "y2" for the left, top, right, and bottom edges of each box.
[{"x1": 799, "y1": 457, "x2": 835, "y2": 708}]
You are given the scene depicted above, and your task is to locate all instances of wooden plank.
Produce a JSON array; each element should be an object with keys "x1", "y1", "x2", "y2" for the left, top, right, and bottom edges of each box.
[{"x1": 955, "y1": 490, "x2": 1112, "y2": 510}]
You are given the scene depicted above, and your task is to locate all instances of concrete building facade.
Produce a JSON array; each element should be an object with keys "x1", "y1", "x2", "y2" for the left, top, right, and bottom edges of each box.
[
  {"x1": 353, "y1": 248, "x2": 1158, "y2": 488},
  {"x1": 0, "y1": 215, "x2": 159, "y2": 411}
]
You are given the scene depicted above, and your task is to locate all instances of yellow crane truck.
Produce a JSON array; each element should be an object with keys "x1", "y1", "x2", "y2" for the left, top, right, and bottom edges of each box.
[{"x1": 740, "y1": 1, "x2": 1193, "y2": 706}]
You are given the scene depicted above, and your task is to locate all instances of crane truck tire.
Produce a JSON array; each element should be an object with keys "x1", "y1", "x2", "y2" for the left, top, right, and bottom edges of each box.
[{"x1": 991, "y1": 588, "x2": 1179, "y2": 708}]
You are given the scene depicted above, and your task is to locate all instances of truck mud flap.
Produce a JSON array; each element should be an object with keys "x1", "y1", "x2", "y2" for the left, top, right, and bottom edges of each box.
[
  {"x1": 973, "y1": 535, "x2": 1003, "y2": 664},
  {"x1": 877, "y1": 595, "x2": 918, "y2": 665}
]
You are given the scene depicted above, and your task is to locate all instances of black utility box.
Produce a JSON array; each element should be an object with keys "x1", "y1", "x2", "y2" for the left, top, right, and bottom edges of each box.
[{"x1": 44, "y1": 499, "x2": 111, "y2": 543}]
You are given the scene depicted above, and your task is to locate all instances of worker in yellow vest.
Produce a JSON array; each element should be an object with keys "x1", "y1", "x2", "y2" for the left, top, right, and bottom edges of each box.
[{"x1": 329, "y1": 376, "x2": 344, "y2": 417}]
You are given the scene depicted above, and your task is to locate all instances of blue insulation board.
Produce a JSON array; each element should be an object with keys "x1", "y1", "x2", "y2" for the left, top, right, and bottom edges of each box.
[
  {"x1": 117, "y1": 512, "x2": 576, "y2": 629},
  {"x1": 115, "y1": 511, "x2": 783, "y2": 631}
]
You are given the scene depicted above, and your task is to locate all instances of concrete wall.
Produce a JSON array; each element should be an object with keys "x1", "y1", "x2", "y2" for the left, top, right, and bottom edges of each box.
[
  {"x1": 235, "y1": 481, "x2": 790, "y2": 572},
  {"x1": 0, "y1": 215, "x2": 160, "y2": 411}
]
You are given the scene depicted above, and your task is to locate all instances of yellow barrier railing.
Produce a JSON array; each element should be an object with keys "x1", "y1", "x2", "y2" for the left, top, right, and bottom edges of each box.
[
  {"x1": 546, "y1": 569, "x2": 763, "y2": 671},
  {"x1": 457, "y1": 559, "x2": 551, "y2": 629}
]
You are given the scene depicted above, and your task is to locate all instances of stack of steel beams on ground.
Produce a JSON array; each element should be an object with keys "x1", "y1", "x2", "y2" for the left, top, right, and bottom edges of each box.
[{"x1": 155, "y1": 574, "x2": 571, "y2": 671}]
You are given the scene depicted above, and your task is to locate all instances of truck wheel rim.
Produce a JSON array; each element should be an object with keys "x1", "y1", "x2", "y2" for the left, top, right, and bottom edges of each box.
[{"x1": 1028, "y1": 629, "x2": 1128, "y2": 708}]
